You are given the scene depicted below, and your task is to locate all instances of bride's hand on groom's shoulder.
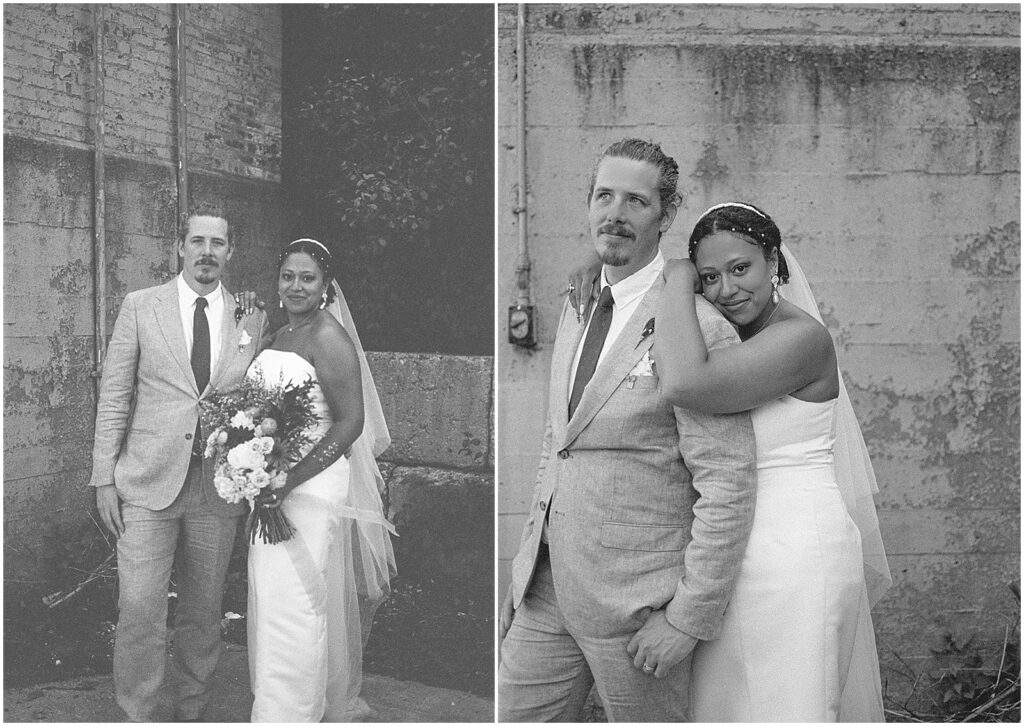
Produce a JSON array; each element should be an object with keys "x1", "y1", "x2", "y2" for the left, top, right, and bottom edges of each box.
[
  {"x1": 233, "y1": 291, "x2": 265, "y2": 316},
  {"x1": 626, "y1": 609, "x2": 698, "y2": 679},
  {"x1": 567, "y1": 254, "x2": 603, "y2": 321},
  {"x1": 662, "y1": 259, "x2": 701, "y2": 293}
]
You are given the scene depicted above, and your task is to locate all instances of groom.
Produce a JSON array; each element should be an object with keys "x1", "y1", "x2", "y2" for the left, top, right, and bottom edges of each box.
[
  {"x1": 89, "y1": 205, "x2": 267, "y2": 721},
  {"x1": 498, "y1": 139, "x2": 758, "y2": 721}
]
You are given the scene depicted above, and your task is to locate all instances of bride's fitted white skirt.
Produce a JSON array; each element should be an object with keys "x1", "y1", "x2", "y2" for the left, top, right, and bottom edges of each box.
[
  {"x1": 248, "y1": 457, "x2": 358, "y2": 722},
  {"x1": 690, "y1": 468, "x2": 884, "y2": 722}
]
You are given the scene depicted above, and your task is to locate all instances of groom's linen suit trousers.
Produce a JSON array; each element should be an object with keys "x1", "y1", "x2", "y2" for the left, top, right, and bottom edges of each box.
[{"x1": 115, "y1": 457, "x2": 239, "y2": 721}]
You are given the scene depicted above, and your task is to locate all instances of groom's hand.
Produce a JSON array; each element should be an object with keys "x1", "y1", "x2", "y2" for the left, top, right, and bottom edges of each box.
[
  {"x1": 95, "y1": 485, "x2": 124, "y2": 538},
  {"x1": 626, "y1": 609, "x2": 698, "y2": 679},
  {"x1": 498, "y1": 585, "x2": 515, "y2": 641}
]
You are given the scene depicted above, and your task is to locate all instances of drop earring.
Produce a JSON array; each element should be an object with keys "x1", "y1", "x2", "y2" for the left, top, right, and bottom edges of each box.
[
  {"x1": 770, "y1": 274, "x2": 780, "y2": 304},
  {"x1": 320, "y1": 290, "x2": 328, "y2": 309}
]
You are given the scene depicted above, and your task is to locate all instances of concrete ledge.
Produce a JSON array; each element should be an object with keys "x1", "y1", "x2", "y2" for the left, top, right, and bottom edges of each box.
[{"x1": 369, "y1": 352, "x2": 494, "y2": 470}]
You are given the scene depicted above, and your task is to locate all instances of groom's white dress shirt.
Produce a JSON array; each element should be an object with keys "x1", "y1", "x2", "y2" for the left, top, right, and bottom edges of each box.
[
  {"x1": 567, "y1": 250, "x2": 664, "y2": 398},
  {"x1": 176, "y1": 274, "x2": 225, "y2": 375}
]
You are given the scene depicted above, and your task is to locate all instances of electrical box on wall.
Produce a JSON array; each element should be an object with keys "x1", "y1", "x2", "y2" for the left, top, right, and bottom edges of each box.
[{"x1": 508, "y1": 305, "x2": 536, "y2": 348}]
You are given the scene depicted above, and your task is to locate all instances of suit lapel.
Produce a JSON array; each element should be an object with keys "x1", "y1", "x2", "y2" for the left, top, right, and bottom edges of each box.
[
  {"x1": 206, "y1": 286, "x2": 239, "y2": 395},
  {"x1": 550, "y1": 299, "x2": 588, "y2": 446},
  {"x1": 563, "y1": 278, "x2": 663, "y2": 446},
  {"x1": 154, "y1": 279, "x2": 198, "y2": 394}
]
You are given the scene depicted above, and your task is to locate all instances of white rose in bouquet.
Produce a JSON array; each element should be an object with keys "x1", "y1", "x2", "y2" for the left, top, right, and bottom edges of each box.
[{"x1": 227, "y1": 441, "x2": 266, "y2": 472}]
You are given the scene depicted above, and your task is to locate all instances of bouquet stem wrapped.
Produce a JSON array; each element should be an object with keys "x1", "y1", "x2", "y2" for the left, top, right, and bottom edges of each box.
[{"x1": 246, "y1": 505, "x2": 296, "y2": 545}]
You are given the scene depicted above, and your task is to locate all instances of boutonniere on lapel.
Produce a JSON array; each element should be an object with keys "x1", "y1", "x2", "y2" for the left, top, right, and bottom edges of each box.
[
  {"x1": 635, "y1": 317, "x2": 655, "y2": 349},
  {"x1": 234, "y1": 305, "x2": 245, "y2": 325},
  {"x1": 237, "y1": 330, "x2": 252, "y2": 351}
]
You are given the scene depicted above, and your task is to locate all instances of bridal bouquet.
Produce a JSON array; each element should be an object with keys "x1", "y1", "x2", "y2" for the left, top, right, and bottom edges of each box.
[{"x1": 200, "y1": 370, "x2": 319, "y2": 544}]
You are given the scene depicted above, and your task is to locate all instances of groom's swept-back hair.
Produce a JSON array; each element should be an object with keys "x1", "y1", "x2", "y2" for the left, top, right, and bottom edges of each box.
[
  {"x1": 587, "y1": 138, "x2": 680, "y2": 217},
  {"x1": 180, "y1": 202, "x2": 232, "y2": 245}
]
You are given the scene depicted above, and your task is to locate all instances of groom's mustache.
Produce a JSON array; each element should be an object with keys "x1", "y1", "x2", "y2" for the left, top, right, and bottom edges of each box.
[
  {"x1": 599, "y1": 224, "x2": 634, "y2": 239},
  {"x1": 195, "y1": 257, "x2": 219, "y2": 267}
]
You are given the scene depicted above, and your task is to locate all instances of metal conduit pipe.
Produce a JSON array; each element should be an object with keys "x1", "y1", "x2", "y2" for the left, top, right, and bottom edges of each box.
[
  {"x1": 513, "y1": 4, "x2": 530, "y2": 307},
  {"x1": 507, "y1": 4, "x2": 537, "y2": 348},
  {"x1": 91, "y1": 4, "x2": 107, "y2": 399},
  {"x1": 174, "y1": 3, "x2": 189, "y2": 273}
]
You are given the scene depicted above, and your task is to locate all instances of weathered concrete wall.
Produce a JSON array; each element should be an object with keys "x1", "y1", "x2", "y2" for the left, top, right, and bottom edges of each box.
[
  {"x1": 3, "y1": 3, "x2": 284, "y2": 583},
  {"x1": 497, "y1": 3, "x2": 1020, "y2": 703},
  {"x1": 370, "y1": 352, "x2": 495, "y2": 602},
  {"x1": 4, "y1": 5, "x2": 495, "y2": 620}
]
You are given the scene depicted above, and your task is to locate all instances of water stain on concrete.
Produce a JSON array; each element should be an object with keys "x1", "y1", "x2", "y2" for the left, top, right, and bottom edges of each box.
[{"x1": 690, "y1": 141, "x2": 729, "y2": 196}]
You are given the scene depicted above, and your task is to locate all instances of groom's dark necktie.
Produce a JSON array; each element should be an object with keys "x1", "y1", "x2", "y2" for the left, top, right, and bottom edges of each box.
[
  {"x1": 191, "y1": 297, "x2": 210, "y2": 458},
  {"x1": 568, "y1": 285, "x2": 614, "y2": 420},
  {"x1": 191, "y1": 297, "x2": 211, "y2": 393}
]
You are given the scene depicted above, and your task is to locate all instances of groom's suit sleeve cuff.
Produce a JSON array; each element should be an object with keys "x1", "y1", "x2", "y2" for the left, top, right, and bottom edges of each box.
[{"x1": 664, "y1": 589, "x2": 729, "y2": 641}]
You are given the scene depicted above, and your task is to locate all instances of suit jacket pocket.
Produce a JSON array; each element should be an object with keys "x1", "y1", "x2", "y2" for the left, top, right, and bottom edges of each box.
[
  {"x1": 628, "y1": 375, "x2": 659, "y2": 390},
  {"x1": 600, "y1": 521, "x2": 686, "y2": 552}
]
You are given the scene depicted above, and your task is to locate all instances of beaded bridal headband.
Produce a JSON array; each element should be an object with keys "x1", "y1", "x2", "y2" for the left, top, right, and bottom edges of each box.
[{"x1": 286, "y1": 238, "x2": 332, "y2": 258}]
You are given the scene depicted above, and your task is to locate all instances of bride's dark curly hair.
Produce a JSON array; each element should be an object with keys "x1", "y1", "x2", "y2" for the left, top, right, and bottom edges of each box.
[
  {"x1": 688, "y1": 202, "x2": 790, "y2": 283},
  {"x1": 278, "y1": 238, "x2": 337, "y2": 306}
]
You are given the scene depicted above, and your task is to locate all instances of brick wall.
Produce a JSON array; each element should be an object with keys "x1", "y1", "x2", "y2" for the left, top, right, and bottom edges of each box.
[
  {"x1": 497, "y1": 3, "x2": 1020, "y2": 705},
  {"x1": 4, "y1": 4, "x2": 280, "y2": 177},
  {"x1": 3, "y1": 3, "x2": 284, "y2": 583}
]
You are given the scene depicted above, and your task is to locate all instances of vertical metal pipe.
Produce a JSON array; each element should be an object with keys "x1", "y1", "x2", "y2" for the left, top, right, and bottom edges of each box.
[
  {"x1": 514, "y1": 4, "x2": 530, "y2": 307},
  {"x1": 92, "y1": 4, "x2": 107, "y2": 393},
  {"x1": 174, "y1": 3, "x2": 189, "y2": 273}
]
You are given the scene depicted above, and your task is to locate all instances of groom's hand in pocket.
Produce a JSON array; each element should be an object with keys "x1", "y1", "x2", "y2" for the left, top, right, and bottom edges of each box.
[
  {"x1": 95, "y1": 485, "x2": 124, "y2": 538},
  {"x1": 626, "y1": 609, "x2": 698, "y2": 679}
]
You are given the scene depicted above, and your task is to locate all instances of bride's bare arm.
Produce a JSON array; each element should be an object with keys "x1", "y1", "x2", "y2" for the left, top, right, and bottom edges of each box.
[
  {"x1": 657, "y1": 262, "x2": 835, "y2": 414},
  {"x1": 263, "y1": 320, "x2": 364, "y2": 501}
]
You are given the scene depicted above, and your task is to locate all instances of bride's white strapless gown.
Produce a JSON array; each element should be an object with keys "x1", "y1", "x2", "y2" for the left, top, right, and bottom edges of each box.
[
  {"x1": 690, "y1": 395, "x2": 885, "y2": 722},
  {"x1": 245, "y1": 349, "x2": 368, "y2": 722}
]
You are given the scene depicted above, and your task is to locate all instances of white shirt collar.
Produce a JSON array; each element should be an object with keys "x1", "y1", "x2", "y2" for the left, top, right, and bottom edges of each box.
[{"x1": 600, "y1": 249, "x2": 665, "y2": 307}]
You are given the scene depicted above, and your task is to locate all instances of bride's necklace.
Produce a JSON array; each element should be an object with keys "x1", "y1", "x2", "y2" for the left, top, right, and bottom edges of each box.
[
  {"x1": 748, "y1": 299, "x2": 781, "y2": 336},
  {"x1": 287, "y1": 316, "x2": 316, "y2": 333}
]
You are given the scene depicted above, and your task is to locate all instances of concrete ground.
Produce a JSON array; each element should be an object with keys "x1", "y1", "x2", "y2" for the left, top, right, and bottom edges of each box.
[{"x1": 3, "y1": 643, "x2": 494, "y2": 723}]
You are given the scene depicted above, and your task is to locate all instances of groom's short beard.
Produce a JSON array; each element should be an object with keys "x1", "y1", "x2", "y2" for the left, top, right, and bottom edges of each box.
[
  {"x1": 599, "y1": 249, "x2": 630, "y2": 267},
  {"x1": 193, "y1": 262, "x2": 220, "y2": 283}
]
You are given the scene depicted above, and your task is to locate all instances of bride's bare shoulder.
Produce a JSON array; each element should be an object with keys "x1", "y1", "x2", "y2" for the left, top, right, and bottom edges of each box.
[{"x1": 311, "y1": 311, "x2": 357, "y2": 357}]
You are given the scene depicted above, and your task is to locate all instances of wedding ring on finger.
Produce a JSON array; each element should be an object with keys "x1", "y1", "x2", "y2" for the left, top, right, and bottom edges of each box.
[{"x1": 642, "y1": 663, "x2": 655, "y2": 674}]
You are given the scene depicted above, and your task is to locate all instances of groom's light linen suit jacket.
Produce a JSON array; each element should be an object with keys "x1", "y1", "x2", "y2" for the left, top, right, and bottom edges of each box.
[
  {"x1": 511, "y1": 277, "x2": 757, "y2": 640},
  {"x1": 90, "y1": 278, "x2": 267, "y2": 514}
]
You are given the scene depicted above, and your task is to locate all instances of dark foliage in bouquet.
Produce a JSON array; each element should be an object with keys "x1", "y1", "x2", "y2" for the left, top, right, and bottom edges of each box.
[{"x1": 200, "y1": 369, "x2": 320, "y2": 544}]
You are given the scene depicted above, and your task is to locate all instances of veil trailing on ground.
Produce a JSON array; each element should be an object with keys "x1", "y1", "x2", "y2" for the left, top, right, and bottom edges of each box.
[
  {"x1": 322, "y1": 279, "x2": 397, "y2": 719},
  {"x1": 779, "y1": 243, "x2": 892, "y2": 607}
]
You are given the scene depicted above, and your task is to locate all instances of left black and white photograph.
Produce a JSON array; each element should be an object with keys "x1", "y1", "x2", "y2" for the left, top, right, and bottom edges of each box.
[{"x1": 3, "y1": 4, "x2": 495, "y2": 722}]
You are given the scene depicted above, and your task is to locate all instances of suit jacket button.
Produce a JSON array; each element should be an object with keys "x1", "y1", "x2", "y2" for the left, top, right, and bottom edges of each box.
[
  {"x1": 557, "y1": 449, "x2": 569, "y2": 459},
  {"x1": 539, "y1": 501, "x2": 547, "y2": 511},
  {"x1": 185, "y1": 433, "x2": 193, "y2": 440}
]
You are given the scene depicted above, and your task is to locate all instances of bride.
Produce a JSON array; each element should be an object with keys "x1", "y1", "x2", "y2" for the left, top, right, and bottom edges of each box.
[
  {"x1": 244, "y1": 238, "x2": 395, "y2": 722},
  {"x1": 654, "y1": 203, "x2": 890, "y2": 721}
]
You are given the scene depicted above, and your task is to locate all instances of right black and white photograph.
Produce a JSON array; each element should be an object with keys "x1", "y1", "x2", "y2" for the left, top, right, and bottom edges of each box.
[{"x1": 496, "y1": 4, "x2": 1020, "y2": 722}]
